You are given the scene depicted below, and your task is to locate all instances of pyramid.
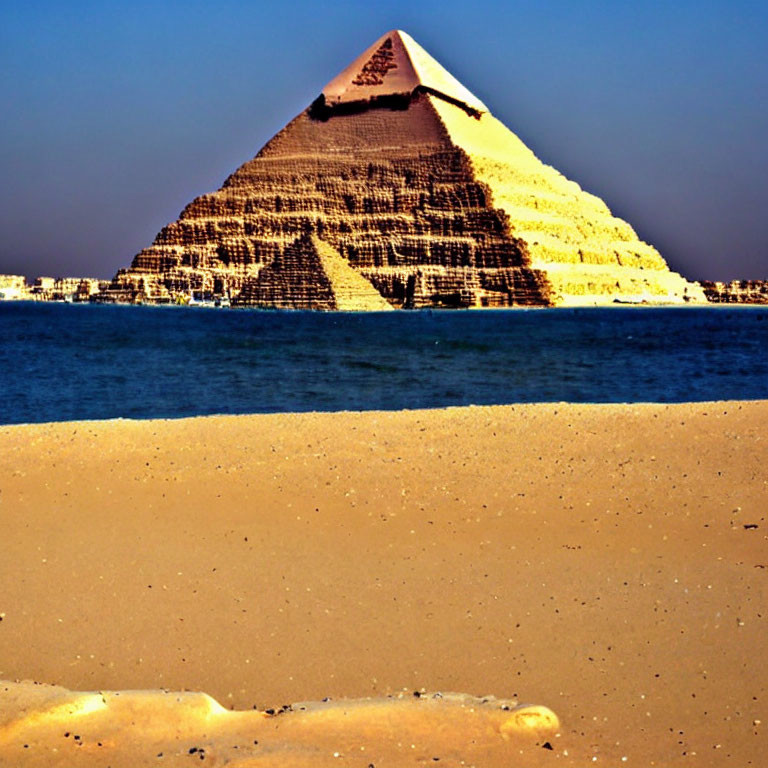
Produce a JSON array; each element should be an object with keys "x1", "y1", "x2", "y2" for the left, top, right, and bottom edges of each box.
[{"x1": 102, "y1": 30, "x2": 705, "y2": 308}]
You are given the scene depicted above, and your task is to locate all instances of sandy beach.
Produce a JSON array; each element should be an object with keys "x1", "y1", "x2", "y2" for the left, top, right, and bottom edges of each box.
[{"x1": 1, "y1": 402, "x2": 766, "y2": 766}]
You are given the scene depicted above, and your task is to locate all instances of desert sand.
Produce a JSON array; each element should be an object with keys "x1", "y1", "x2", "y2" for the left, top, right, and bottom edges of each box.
[{"x1": 1, "y1": 402, "x2": 766, "y2": 766}]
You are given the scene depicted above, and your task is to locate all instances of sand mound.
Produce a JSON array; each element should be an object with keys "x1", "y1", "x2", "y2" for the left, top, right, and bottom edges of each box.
[{"x1": 0, "y1": 680, "x2": 558, "y2": 767}]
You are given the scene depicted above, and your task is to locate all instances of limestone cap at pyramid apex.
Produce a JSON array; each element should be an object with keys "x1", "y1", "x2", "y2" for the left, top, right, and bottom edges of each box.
[{"x1": 320, "y1": 29, "x2": 488, "y2": 114}]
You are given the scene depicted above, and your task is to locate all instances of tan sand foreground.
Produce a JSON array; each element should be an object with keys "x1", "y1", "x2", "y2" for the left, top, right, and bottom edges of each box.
[{"x1": 1, "y1": 402, "x2": 766, "y2": 766}]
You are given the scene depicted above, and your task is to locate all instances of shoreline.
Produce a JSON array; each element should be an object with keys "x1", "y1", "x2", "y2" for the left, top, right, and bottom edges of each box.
[
  {"x1": 5, "y1": 298, "x2": 768, "y2": 310},
  {"x1": 2, "y1": 401, "x2": 766, "y2": 766},
  {"x1": 2, "y1": 397, "x2": 768, "y2": 431}
]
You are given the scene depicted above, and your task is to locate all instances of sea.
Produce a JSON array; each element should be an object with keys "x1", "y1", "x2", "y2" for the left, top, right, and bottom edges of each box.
[{"x1": 1, "y1": 302, "x2": 767, "y2": 425}]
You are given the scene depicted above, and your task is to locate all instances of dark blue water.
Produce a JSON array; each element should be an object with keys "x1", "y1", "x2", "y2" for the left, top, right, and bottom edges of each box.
[{"x1": 1, "y1": 302, "x2": 767, "y2": 425}]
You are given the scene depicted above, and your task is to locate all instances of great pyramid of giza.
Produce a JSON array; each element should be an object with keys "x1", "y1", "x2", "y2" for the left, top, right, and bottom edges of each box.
[{"x1": 100, "y1": 30, "x2": 706, "y2": 308}]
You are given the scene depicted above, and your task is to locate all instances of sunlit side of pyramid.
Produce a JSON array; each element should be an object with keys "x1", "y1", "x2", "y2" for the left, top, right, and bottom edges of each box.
[{"x1": 101, "y1": 30, "x2": 706, "y2": 308}]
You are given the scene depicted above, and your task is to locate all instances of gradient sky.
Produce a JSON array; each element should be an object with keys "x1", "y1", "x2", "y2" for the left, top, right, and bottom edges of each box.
[{"x1": 1, "y1": 0, "x2": 766, "y2": 281}]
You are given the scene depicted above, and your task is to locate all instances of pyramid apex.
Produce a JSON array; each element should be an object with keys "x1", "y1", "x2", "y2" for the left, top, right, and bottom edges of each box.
[{"x1": 320, "y1": 30, "x2": 488, "y2": 114}]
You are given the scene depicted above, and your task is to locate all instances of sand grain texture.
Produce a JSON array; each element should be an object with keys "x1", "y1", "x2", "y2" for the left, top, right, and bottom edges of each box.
[{"x1": 1, "y1": 403, "x2": 766, "y2": 765}]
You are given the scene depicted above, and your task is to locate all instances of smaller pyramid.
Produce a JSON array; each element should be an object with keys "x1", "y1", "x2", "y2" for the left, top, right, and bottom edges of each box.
[
  {"x1": 321, "y1": 30, "x2": 488, "y2": 114},
  {"x1": 233, "y1": 235, "x2": 393, "y2": 311}
]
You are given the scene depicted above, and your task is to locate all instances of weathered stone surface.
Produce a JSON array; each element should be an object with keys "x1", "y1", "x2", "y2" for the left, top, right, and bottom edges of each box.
[
  {"x1": 428, "y1": 98, "x2": 705, "y2": 305},
  {"x1": 700, "y1": 280, "x2": 768, "y2": 304},
  {"x1": 100, "y1": 30, "x2": 706, "y2": 308}
]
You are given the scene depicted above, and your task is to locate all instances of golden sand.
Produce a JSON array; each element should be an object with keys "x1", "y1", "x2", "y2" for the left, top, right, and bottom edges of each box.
[{"x1": 1, "y1": 403, "x2": 766, "y2": 766}]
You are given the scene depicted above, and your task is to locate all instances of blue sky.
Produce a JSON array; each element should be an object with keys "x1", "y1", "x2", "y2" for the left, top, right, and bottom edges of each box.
[{"x1": 1, "y1": 0, "x2": 766, "y2": 280}]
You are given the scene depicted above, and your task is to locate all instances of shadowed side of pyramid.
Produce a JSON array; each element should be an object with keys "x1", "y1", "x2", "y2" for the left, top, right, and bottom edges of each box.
[{"x1": 99, "y1": 30, "x2": 705, "y2": 309}]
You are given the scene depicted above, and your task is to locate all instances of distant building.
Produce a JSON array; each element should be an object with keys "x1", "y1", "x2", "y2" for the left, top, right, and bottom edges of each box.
[
  {"x1": 0, "y1": 274, "x2": 107, "y2": 302},
  {"x1": 700, "y1": 280, "x2": 768, "y2": 304},
  {"x1": 0, "y1": 274, "x2": 28, "y2": 301},
  {"x1": 32, "y1": 276, "x2": 55, "y2": 293}
]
